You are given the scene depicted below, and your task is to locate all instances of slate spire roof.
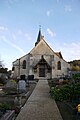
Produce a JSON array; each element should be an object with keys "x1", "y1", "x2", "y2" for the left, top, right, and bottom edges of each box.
[
  {"x1": 37, "y1": 28, "x2": 41, "y2": 42},
  {"x1": 35, "y1": 26, "x2": 43, "y2": 46}
]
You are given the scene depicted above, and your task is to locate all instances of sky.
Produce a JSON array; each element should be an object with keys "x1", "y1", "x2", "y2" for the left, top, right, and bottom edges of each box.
[{"x1": 0, "y1": 0, "x2": 80, "y2": 70}]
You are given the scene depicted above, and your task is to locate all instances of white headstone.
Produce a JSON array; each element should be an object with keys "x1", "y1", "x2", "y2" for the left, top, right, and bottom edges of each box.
[{"x1": 18, "y1": 80, "x2": 26, "y2": 93}]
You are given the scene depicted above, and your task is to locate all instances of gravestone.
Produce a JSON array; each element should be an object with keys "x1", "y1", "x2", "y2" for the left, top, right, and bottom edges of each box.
[
  {"x1": 3, "y1": 80, "x2": 17, "y2": 94},
  {"x1": 17, "y1": 80, "x2": 26, "y2": 93}
]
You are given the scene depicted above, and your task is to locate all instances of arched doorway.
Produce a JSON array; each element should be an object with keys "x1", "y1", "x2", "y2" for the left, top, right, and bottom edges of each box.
[
  {"x1": 33, "y1": 55, "x2": 51, "y2": 78},
  {"x1": 39, "y1": 64, "x2": 45, "y2": 77}
]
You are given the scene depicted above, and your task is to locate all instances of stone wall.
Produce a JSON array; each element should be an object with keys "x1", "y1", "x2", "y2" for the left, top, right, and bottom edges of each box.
[
  {"x1": 12, "y1": 38, "x2": 70, "y2": 79},
  {"x1": 13, "y1": 54, "x2": 30, "y2": 78}
]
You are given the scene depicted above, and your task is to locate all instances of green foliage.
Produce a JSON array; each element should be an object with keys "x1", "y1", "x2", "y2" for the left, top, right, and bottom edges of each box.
[
  {"x1": 48, "y1": 79, "x2": 61, "y2": 88},
  {"x1": 48, "y1": 80, "x2": 56, "y2": 88},
  {"x1": 72, "y1": 73, "x2": 80, "y2": 80},
  {"x1": 50, "y1": 87, "x2": 63, "y2": 101},
  {"x1": 50, "y1": 83, "x2": 80, "y2": 101},
  {"x1": 0, "y1": 103, "x2": 11, "y2": 110},
  {"x1": 10, "y1": 79, "x2": 16, "y2": 83},
  {"x1": 4, "y1": 87, "x2": 17, "y2": 95},
  {"x1": 3, "y1": 79, "x2": 17, "y2": 94}
]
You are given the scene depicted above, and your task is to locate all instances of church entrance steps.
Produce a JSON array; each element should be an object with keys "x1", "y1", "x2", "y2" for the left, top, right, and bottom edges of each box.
[{"x1": 38, "y1": 77, "x2": 47, "y2": 80}]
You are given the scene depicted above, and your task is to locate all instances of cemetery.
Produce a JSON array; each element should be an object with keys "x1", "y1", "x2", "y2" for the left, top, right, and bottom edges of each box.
[
  {"x1": 0, "y1": 63, "x2": 80, "y2": 120},
  {"x1": 0, "y1": 71, "x2": 80, "y2": 120},
  {"x1": 49, "y1": 73, "x2": 80, "y2": 120},
  {"x1": 0, "y1": 75, "x2": 37, "y2": 120}
]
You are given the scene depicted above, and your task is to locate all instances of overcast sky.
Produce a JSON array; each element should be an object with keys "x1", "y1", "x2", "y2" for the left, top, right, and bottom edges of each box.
[{"x1": 0, "y1": 0, "x2": 80, "y2": 70}]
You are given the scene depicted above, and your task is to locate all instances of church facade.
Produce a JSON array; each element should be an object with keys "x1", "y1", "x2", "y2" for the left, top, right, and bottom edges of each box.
[{"x1": 12, "y1": 29, "x2": 70, "y2": 79}]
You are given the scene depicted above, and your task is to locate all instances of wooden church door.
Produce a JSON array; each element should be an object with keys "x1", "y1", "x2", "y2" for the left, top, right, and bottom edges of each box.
[{"x1": 39, "y1": 65, "x2": 45, "y2": 77}]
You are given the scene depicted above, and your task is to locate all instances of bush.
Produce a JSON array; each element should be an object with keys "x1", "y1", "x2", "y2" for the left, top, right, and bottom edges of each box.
[
  {"x1": 48, "y1": 79, "x2": 60, "y2": 88},
  {"x1": 62, "y1": 80, "x2": 69, "y2": 84},
  {"x1": 3, "y1": 80, "x2": 17, "y2": 94},
  {"x1": 48, "y1": 80, "x2": 55, "y2": 88},
  {"x1": 0, "y1": 103, "x2": 11, "y2": 111},
  {"x1": 50, "y1": 83, "x2": 80, "y2": 102},
  {"x1": 50, "y1": 87, "x2": 63, "y2": 101},
  {"x1": 50, "y1": 85, "x2": 71, "y2": 101},
  {"x1": 72, "y1": 73, "x2": 80, "y2": 80},
  {"x1": 10, "y1": 79, "x2": 16, "y2": 83}
]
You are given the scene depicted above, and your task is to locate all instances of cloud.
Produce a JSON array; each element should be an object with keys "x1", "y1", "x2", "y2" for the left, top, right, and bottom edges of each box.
[
  {"x1": 47, "y1": 28, "x2": 56, "y2": 37},
  {"x1": 12, "y1": 33, "x2": 16, "y2": 40},
  {"x1": 0, "y1": 26, "x2": 8, "y2": 32},
  {"x1": 5, "y1": 0, "x2": 18, "y2": 8},
  {"x1": 59, "y1": 42, "x2": 80, "y2": 61},
  {"x1": 56, "y1": 0, "x2": 60, "y2": 3},
  {"x1": 24, "y1": 33, "x2": 32, "y2": 40},
  {"x1": 64, "y1": 5, "x2": 72, "y2": 12},
  {"x1": 7, "y1": 0, "x2": 18, "y2": 4},
  {"x1": 46, "y1": 10, "x2": 53, "y2": 17},
  {"x1": 17, "y1": 29, "x2": 32, "y2": 40},
  {"x1": 8, "y1": 0, "x2": 13, "y2": 4},
  {"x1": 2, "y1": 36, "x2": 26, "y2": 55},
  {"x1": 18, "y1": 29, "x2": 23, "y2": 35},
  {"x1": 46, "y1": 11, "x2": 51, "y2": 16}
]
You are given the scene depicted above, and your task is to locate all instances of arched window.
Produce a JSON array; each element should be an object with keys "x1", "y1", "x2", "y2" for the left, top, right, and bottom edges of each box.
[
  {"x1": 52, "y1": 55, "x2": 54, "y2": 61},
  {"x1": 22, "y1": 60, "x2": 26, "y2": 69},
  {"x1": 57, "y1": 61, "x2": 61, "y2": 70}
]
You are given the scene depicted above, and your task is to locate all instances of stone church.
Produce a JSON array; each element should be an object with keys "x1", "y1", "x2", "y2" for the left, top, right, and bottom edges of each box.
[{"x1": 12, "y1": 29, "x2": 70, "y2": 79}]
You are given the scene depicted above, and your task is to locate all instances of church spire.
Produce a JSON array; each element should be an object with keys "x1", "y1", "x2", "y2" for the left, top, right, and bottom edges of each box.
[
  {"x1": 35, "y1": 26, "x2": 42, "y2": 46},
  {"x1": 37, "y1": 25, "x2": 41, "y2": 42}
]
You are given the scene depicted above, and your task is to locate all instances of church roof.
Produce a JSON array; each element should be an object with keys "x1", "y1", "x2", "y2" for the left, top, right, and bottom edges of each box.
[
  {"x1": 55, "y1": 52, "x2": 63, "y2": 59},
  {"x1": 37, "y1": 29, "x2": 41, "y2": 42},
  {"x1": 35, "y1": 28, "x2": 43, "y2": 46},
  {"x1": 33, "y1": 55, "x2": 51, "y2": 69},
  {"x1": 30, "y1": 29, "x2": 64, "y2": 60},
  {"x1": 13, "y1": 29, "x2": 68, "y2": 64}
]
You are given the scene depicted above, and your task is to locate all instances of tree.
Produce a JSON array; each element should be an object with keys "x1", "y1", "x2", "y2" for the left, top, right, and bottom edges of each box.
[
  {"x1": 68, "y1": 60, "x2": 80, "y2": 71},
  {"x1": 0, "y1": 60, "x2": 5, "y2": 68}
]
